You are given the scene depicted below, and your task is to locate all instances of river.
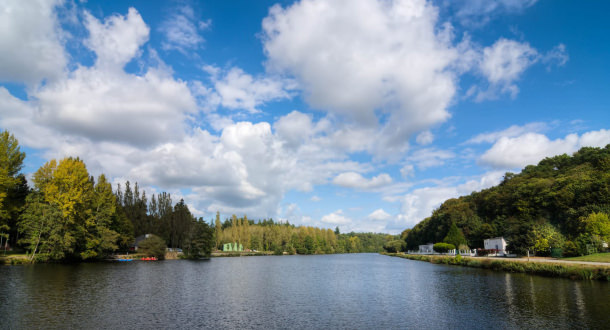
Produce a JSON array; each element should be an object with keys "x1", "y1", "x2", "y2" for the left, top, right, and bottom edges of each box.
[{"x1": 1, "y1": 254, "x2": 608, "y2": 329}]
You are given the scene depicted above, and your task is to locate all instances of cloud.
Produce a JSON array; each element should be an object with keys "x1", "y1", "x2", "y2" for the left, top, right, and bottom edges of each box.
[
  {"x1": 160, "y1": 5, "x2": 209, "y2": 53},
  {"x1": 542, "y1": 43, "x2": 569, "y2": 69},
  {"x1": 471, "y1": 39, "x2": 569, "y2": 102},
  {"x1": 479, "y1": 129, "x2": 610, "y2": 169},
  {"x1": 409, "y1": 148, "x2": 455, "y2": 169},
  {"x1": 333, "y1": 172, "x2": 392, "y2": 190},
  {"x1": 416, "y1": 131, "x2": 434, "y2": 145},
  {"x1": 262, "y1": 0, "x2": 458, "y2": 156},
  {"x1": 475, "y1": 38, "x2": 538, "y2": 100},
  {"x1": 0, "y1": 0, "x2": 67, "y2": 85},
  {"x1": 321, "y1": 210, "x2": 352, "y2": 225},
  {"x1": 400, "y1": 164, "x2": 415, "y2": 179},
  {"x1": 0, "y1": 87, "x2": 62, "y2": 149},
  {"x1": 465, "y1": 122, "x2": 548, "y2": 144},
  {"x1": 207, "y1": 67, "x2": 292, "y2": 113},
  {"x1": 274, "y1": 111, "x2": 314, "y2": 148},
  {"x1": 84, "y1": 8, "x2": 150, "y2": 70},
  {"x1": 310, "y1": 195, "x2": 321, "y2": 202},
  {"x1": 453, "y1": 0, "x2": 538, "y2": 26},
  {"x1": 368, "y1": 209, "x2": 391, "y2": 221}
]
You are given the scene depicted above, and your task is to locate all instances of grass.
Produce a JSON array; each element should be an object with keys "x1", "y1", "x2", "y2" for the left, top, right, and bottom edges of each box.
[
  {"x1": 383, "y1": 253, "x2": 610, "y2": 281},
  {"x1": 0, "y1": 253, "x2": 31, "y2": 265},
  {"x1": 562, "y1": 252, "x2": 610, "y2": 263}
]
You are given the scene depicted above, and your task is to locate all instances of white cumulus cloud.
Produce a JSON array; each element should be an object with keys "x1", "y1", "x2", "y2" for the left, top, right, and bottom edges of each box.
[
  {"x1": 480, "y1": 129, "x2": 610, "y2": 169},
  {"x1": 333, "y1": 172, "x2": 392, "y2": 190},
  {"x1": 321, "y1": 210, "x2": 352, "y2": 225},
  {"x1": 0, "y1": 0, "x2": 67, "y2": 85},
  {"x1": 262, "y1": 0, "x2": 458, "y2": 156},
  {"x1": 160, "y1": 6, "x2": 209, "y2": 53},
  {"x1": 84, "y1": 8, "x2": 150, "y2": 70},
  {"x1": 368, "y1": 209, "x2": 392, "y2": 221}
]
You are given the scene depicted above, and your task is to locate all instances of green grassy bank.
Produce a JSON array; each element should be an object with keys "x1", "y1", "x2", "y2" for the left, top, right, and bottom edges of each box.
[
  {"x1": 0, "y1": 254, "x2": 31, "y2": 265},
  {"x1": 562, "y1": 253, "x2": 610, "y2": 263},
  {"x1": 383, "y1": 253, "x2": 610, "y2": 281}
]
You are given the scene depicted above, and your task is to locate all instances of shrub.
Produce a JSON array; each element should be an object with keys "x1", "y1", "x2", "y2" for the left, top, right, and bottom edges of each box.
[
  {"x1": 433, "y1": 242, "x2": 455, "y2": 253},
  {"x1": 138, "y1": 234, "x2": 167, "y2": 260}
]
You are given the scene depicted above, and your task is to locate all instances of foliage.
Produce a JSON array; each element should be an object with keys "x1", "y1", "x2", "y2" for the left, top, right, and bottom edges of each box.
[
  {"x1": 137, "y1": 234, "x2": 167, "y2": 259},
  {"x1": 383, "y1": 239, "x2": 406, "y2": 253},
  {"x1": 19, "y1": 158, "x2": 126, "y2": 261},
  {"x1": 213, "y1": 216, "x2": 391, "y2": 254},
  {"x1": 404, "y1": 145, "x2": 610, "y2": 256},
  {"x1": 18, "y1": 192, "x2": 62, "y2": 261},
  {"x1": 433, "y1": 242, "x2": 455, "y2": 253},
  {"x1": 0, "y1": 131, "x2": 27, "y2": 248},
  {"x1": 183, "y1": 219, "x2": 214, "y2": 259},
  {"x1": 582, "y1": 212, "x2": 610, "y2": 242},
  {"x1": 443, "y1": 222, "x2": 467, "y2": 248},
  {"x1": 532, "y1": 223, "x2": 565, "y2": 256}
]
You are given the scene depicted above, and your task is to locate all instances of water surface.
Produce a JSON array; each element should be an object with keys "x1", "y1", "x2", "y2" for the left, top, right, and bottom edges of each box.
[{"x1": 1, "y1": 254, "x2": 608, "y2": 329}]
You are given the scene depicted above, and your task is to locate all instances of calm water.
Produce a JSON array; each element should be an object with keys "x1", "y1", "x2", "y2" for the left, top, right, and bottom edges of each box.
[{"x1": 1, "y1": 254, "x2": 608, "y2": 329}]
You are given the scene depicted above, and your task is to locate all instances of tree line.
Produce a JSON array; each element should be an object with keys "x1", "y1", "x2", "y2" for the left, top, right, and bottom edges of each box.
[
  {"x1": 0, "y1": 130, "x2": 213, "y2": 261},
  {"x1": 403, "y1": 145, "x2": 610, "y2": 257},
  {"x1": 213, "y1": 213, "x2": 392, "y2": 254},
  {"x1": 0, "y1": 130, "x2": 393, "y2": 261}
]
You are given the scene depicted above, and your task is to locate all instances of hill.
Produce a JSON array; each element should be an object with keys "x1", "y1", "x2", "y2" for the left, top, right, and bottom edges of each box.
[{"x1": 404, "y1": 145, "x2": 610, "y2": 256}]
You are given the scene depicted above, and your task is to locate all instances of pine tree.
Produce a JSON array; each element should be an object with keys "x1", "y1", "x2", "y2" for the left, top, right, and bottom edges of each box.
[{"x1": 214, "y1": 211, "x2": 221, "y2": 250}]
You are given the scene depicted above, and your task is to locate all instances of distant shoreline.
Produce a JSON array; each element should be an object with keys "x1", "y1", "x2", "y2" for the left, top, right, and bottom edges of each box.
[{"x1": 383, "y1": 253, "x2": 610, "y2": 281}]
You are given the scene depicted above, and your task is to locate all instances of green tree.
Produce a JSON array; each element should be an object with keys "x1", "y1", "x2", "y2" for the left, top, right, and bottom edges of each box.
[
  {"x1": 0, "y1": 130, "x2": 26, "y2": 235},
  {"x1": 81, "y1": 174, "x2": 120, "y2": 260},
  {"x1": 443, "y1": 222, "x2": 467, "y2": 248},
  {"x1": 532, "y1": 223, "x2": 565, "y2": 256},
  {"x1": 214, "y1": 211, "x2": 222, "y2": 250},
  {"x1": 30, "y1": 158, "x2": 93, "y2": 260},
  {"x1": 582, "y1": 212, "x2": 610, "y2": 242},
  {"x1": 138, "y1": 234, "x2": 167, "y2": 259},
  {"x1": 184, "y1": 219, "x2": 214, "y2": 259},
  {"x1": 18, "y1": 192, "x2": 62, "y2": 261}
]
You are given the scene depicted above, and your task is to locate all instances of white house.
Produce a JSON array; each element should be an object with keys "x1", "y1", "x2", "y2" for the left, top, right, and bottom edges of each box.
[
  {"x1": 484, "y1": 237, "x2": 507, "y2": 256},
  {"x1": 418, "y1": 243, "x2": 434, "y2": 253}
]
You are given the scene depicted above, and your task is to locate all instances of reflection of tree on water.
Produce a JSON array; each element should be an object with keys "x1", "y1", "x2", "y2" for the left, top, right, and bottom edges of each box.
[
  {"x1": 573, "y1": 282, "x2": 587, "y2": 325},
  {"x1": 503, "y1": 273, "x2": 517, "y2": 323}
]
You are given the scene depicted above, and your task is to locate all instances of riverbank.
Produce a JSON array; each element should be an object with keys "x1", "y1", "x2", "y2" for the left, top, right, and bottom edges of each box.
[
  {"x1": 0, "y1": 254, "x2": 30, "y2": 265},
  {"x1": 384, "y1": 253, "x2": 610, "y2": 281}
]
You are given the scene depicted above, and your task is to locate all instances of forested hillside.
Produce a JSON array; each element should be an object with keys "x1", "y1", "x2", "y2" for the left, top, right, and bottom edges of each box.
[{"x1": 404, "y1": 145, "x2": 610, "y2": 256}]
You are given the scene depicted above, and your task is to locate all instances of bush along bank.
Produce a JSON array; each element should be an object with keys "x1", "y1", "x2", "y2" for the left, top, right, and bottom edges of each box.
[{"x1": 383, "y1": 253, "x2": 610, "y2": 281}]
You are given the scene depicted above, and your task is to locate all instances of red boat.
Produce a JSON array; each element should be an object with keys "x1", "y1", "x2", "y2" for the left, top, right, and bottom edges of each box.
[{"x1": 140, "y1": 257, "x2": 158, "y2": 261}]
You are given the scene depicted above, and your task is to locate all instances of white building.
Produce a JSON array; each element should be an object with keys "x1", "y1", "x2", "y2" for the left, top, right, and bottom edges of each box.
[
  {"x1": 484, "y1": 237, "x2": 507, "y2": 256},
  {"x1": 418, "y1": 243, "x2": 434, "y2": 253}
]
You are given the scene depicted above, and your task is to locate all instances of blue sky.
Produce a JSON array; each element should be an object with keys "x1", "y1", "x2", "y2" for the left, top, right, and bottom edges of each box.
[{"x1": 1, "y1": 0, "x2": 609, "y2": 234}]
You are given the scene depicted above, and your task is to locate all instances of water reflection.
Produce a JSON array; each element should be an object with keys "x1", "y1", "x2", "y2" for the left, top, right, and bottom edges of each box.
[{"x1": 0, "y1": 255, "x2": 608, "y2": 329}]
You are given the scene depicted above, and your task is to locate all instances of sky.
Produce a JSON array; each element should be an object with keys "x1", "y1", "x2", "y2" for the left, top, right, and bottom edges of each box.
[{"x1": 1, "y1": 0, "x2": 609, "y2": 234}]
